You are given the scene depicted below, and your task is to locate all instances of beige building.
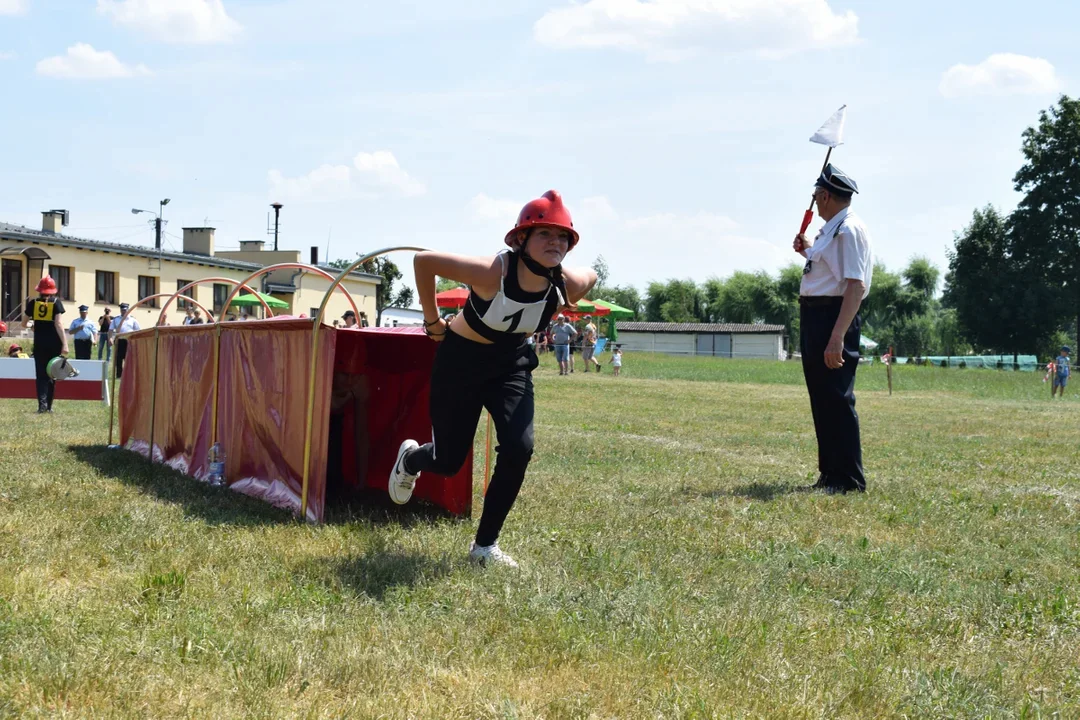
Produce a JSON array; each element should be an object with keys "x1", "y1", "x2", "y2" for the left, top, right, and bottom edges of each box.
[{"x1": 1, "y1": 210, "x2": 379, "y2": 332}]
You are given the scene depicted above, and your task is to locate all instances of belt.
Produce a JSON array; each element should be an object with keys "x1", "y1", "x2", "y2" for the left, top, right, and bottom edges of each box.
[{"x1": 799, "y1": 296, "x2": 843, "y2": 307}]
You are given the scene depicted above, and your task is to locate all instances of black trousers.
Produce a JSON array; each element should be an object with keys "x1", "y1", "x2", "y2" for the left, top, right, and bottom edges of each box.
[
  {"x1": 114, "y1": 338, "x2": 129, "y2": 378},
  {"x1": 800, "y1": 300, "x2": 865, "y2": 491},
  {"x1": 33, "y1": 347, "x2": 58, "y2": 411},
  {"x1": 404, "y1": 330, "x2": 538, "y2": 547},
  {"x1": 74, "y1": 339, "x2": 92, "y2": 360}
]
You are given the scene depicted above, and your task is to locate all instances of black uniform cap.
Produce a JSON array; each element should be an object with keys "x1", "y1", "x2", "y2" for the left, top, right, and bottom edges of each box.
[{"x1": 815, "y1": 163, "x2": 859, "y2": 198}]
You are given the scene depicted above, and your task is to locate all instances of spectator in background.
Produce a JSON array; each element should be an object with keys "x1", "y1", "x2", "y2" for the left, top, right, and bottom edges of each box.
[
  {"x1": 342, "y1": 310, "x2": 358, "y2": 328},
  {"x1": 550, "y1": 314, "x2": 576, "y2": 376},
  {"x1": 109, "y1": 303, "x2": 140, "y2": 379},
  {"x1": 68, "y1": 304, "x2": 97, "y2": 360},
  {"x1": 609, "y1": 345, "x2": 623, "y2": 377},
  {"x1": 97, "y1": 308, "x2": 113, "y2": 362},
  {"x1": 1052, "y1": 345, "x2": 1071, "y2": 398},
  {"x1": 183, "y1": 306, "x2": 194, "y2": 325},
  {"x1": 581, "y1": 314, "x2": 601, "y2": 373}
]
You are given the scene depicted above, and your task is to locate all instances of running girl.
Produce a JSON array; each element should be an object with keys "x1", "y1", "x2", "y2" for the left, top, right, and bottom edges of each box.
[{"x1": 389, "y1": 190, "x2": 597, "y2": 567}]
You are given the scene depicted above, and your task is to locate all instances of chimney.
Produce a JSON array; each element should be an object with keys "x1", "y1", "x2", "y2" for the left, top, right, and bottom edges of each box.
[
  {"x1": 182, "y1": 227, "x2": 216, "y2": 256},
  {"x1": 240, "y1": 240, "x2": 265, "y2": 252},
  {"x1": 310, "y1": 246, "x2": 319, "y2": 266},
  {"x1": 41, "y1": 210, "x2": 69, "y2": 234}
]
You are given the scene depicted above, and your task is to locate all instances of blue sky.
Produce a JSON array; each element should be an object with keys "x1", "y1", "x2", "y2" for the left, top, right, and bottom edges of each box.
[{"x1": 1, "y1": 0, "x2": 1076, "y2": 299}]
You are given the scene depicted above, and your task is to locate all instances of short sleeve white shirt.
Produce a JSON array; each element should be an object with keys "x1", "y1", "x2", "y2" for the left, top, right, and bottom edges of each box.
[
  {"x1": 110, "y1": 315, "x2": 142, "y2": 335},
  {"x1": 799, "y1": 207, "x2": 873, "y2": 298}
]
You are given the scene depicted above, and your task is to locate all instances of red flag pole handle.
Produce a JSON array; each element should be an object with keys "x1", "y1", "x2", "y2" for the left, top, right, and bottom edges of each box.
[{"x1": 795, "y1": 147, "x2": 834, "y2": 253}]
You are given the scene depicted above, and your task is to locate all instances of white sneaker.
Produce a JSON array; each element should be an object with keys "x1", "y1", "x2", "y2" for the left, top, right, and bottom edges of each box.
[
  {"x1": 388, "y1": 439, "x2": 420, "y2": 505},
  {"x1": 468, "y1": 541, "x2": 519, "y2": 568}
]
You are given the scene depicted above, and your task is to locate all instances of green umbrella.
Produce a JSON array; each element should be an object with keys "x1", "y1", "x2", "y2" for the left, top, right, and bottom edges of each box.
[
  {"x1": 593, "y1": 299, "x2": 634, "y2": 342},
  {"x1": 229, "y1": 291, "x2": 290, "y2": 310}
]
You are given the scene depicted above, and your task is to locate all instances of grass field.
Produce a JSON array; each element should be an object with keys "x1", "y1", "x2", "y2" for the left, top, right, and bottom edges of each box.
[{"x1": 1, "y1": 353, "x2": 1078, "y2": 718}]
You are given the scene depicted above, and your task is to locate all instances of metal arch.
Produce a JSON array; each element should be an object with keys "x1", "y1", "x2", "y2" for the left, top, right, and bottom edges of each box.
[
  {"x1": 219, "y1": 262, "x2": 361, "y2": 322},
  {"x1": 299, "y1": 246, "x2": 428, "y2": 519},
  {"x1": 156, "y1": 277, "x2": 272, "y2": 326},
  {"x1": 106, "y1": 292, "x2": 213, "y2": 449}
]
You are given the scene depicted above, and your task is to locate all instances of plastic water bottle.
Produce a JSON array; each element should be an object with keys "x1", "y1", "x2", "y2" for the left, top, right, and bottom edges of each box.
[{"x1": 207, "y1": 442, "x2": 226, "y2": 487}]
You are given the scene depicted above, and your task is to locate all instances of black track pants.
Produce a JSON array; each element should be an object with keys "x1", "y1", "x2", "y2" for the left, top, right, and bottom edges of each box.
[{"x1": 404, "y1": 330, "x2": 538, "y2": 547}]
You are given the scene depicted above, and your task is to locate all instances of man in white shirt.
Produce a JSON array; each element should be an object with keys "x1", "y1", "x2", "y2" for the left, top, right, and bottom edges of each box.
[
  {"x1": 109, "y1": 302, "x2": 142, "y2": 379},
  {"x1": 792, "y1": 164, "x2": 873, "y2": 494}
]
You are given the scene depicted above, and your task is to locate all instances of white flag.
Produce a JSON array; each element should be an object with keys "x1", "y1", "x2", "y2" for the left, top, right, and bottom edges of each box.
[{"x1": 809, "y1": 105, "x2": 847, "y2": 148}]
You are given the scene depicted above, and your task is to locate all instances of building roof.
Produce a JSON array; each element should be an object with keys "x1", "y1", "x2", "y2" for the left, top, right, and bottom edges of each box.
[
  {"x1": 616, "y1": 321, "x2": 786, "y2": 334},
  {"x1": 0, "y1": 220, "x2": 381, "y2": 283}
]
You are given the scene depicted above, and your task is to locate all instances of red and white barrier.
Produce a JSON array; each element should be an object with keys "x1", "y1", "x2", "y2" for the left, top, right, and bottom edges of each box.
[{"x1": 0, "y1": 359, "x2": 110, "y2": 404}]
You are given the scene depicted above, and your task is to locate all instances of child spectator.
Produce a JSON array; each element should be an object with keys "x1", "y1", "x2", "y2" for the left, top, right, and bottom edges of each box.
[{"x1": 1052, "y1": 345, "x2": 1071, "y2": 398}]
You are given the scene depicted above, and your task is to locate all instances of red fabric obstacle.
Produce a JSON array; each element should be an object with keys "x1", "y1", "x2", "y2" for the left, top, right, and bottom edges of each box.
[{"x1": 117, "y1": 321, "x2": 472, "y2": 522}]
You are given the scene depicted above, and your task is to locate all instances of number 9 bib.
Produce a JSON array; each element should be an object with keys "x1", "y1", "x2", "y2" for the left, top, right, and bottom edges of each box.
[{"x1": 34, "y1": 301, "x2": 55, "y2": 322}]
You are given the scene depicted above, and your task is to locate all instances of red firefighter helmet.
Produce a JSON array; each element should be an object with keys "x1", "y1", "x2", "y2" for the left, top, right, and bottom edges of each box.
[
  {"x1": 35, "y1": 275, "x2": 58, "y2": 295},
  {"x1": 504, "y1": 190, "x2": 580, "y2": 250}
]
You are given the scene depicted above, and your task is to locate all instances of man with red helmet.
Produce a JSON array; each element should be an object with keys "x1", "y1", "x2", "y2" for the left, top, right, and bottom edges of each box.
[
  {"x1": 388, "y1": 190, "x2": 597, "y2": 567},
  {"x1": 22, "y1": 275, "x2": 69, "y2": 413}
]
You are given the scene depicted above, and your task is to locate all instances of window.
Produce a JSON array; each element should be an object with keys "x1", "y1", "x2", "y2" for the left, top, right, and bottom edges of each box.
[
  {"x1": 310, "y1": 307, "x2": 319, "y2": 318},
  {"x1": 177, "y1": 279, "x2": 195, "y2": 310},
  {"x1": 138, "y1": 276, "x2": 159, "y2": 308},
  {"x1": 49, "y1": 265, "x2": 73, "y2": 301},
  {"x1": 95, "y1": 271, "x2": 117, "y2": 305},
  {"x1": 213, "y1": 283, "x2": 229, "y2": 314}
]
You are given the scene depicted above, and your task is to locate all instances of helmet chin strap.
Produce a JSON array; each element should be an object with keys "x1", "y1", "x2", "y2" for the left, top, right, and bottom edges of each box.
[{"x1": 516, "y1": 244, "x2": 568, "y2": 307}]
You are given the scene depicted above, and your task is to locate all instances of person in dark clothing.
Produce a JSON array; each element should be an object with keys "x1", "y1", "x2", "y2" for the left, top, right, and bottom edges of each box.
[
  {"x1": 388, "y1": 190, "x2": 597, "y2": 568},
  {"x1": 97, "y1": 308, "x2": 113, "y2": 361},
  {"x1": 792, "y1": 164, "x2": 874, "y2": 494},
  {"x1": 22, "y1": 275, "x2": 69, "y2": 413}
]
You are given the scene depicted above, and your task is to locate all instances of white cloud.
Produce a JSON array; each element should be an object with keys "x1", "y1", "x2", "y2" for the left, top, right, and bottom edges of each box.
[
  {"x1": 36, "y1": 43, "x2": 151, "y2": 79},
  {"x1": 268, "y1": 164, "x2": 353, "y2": 203},
  {"x1": 0, "y1": 0, "x2": 27, "y2": 16},
  {"x1": 97, "y1": 0, "x2": 242, "y2": 44},
  {"x1": 534, "y1": 0, "x2": 859, "y2": 60},
  {"x1": 582, "y1": 195, "x2": 619, "y2": 221},
  {"x1": 939, "y1": 53, "x2": 1061, "y2": 98},
  {"x1": 269, "y1": 152, "x2": 425, "y2": 203},
  {"x1": 352, "y1": 151, "x2": 426, "y2": 197},
  {"x1": 466, "y1": 193, "x2": 521, "y2": 224},
  {"x1": 0, "y1": 51, "x2": 16, "y2": 60}
]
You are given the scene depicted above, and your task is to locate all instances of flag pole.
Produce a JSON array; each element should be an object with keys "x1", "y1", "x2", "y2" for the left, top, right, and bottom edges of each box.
[
  {"x1": 797, "y1": 105, "x2": 846, "y2": 250},
  {"x1": 799, "y1": 147, "x2": 833, "y2": 236},
  {"x1": 887, "y1": 345, "x2": 894, "y2": 396}
]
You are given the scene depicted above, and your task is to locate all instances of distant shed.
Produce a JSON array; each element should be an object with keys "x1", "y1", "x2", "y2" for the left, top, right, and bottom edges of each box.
[{"x1": 615, "y1": 322, "x2": 786, "y2": 360}]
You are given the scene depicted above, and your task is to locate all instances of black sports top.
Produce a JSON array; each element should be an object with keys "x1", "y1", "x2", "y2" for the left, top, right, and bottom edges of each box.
[{"x1": 462, "y1": 251, "x2": 561, "y2": 345}]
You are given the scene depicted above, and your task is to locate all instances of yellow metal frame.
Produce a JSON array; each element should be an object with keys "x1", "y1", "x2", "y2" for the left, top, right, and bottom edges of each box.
[
  {"x1": 155, "y1": 276, "x2": 274, "y2": 326},
  {"x1": 298, "y1": 247, "x2": 426, "y2": 519},
  {"x1": 106, "y1": 292, "x2": 211, "y2": 450}
]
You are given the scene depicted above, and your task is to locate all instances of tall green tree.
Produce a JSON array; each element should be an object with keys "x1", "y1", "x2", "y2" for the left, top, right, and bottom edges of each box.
[
  {"x1": 943, "y1": 206, "x2": 1058, "y2": 355},
  {"x1": 645, "y1": 279, "x2": 705, "y2": 323},
  {"x1": 1011, "y1": 95, "x2": 1080, "y2": 345},
  {"x1": 591, "y1": 255, "x2": 610, "y2": 294},
  {"x1": 330, "y1": 254, "x2": 414, "y2": 326}
]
